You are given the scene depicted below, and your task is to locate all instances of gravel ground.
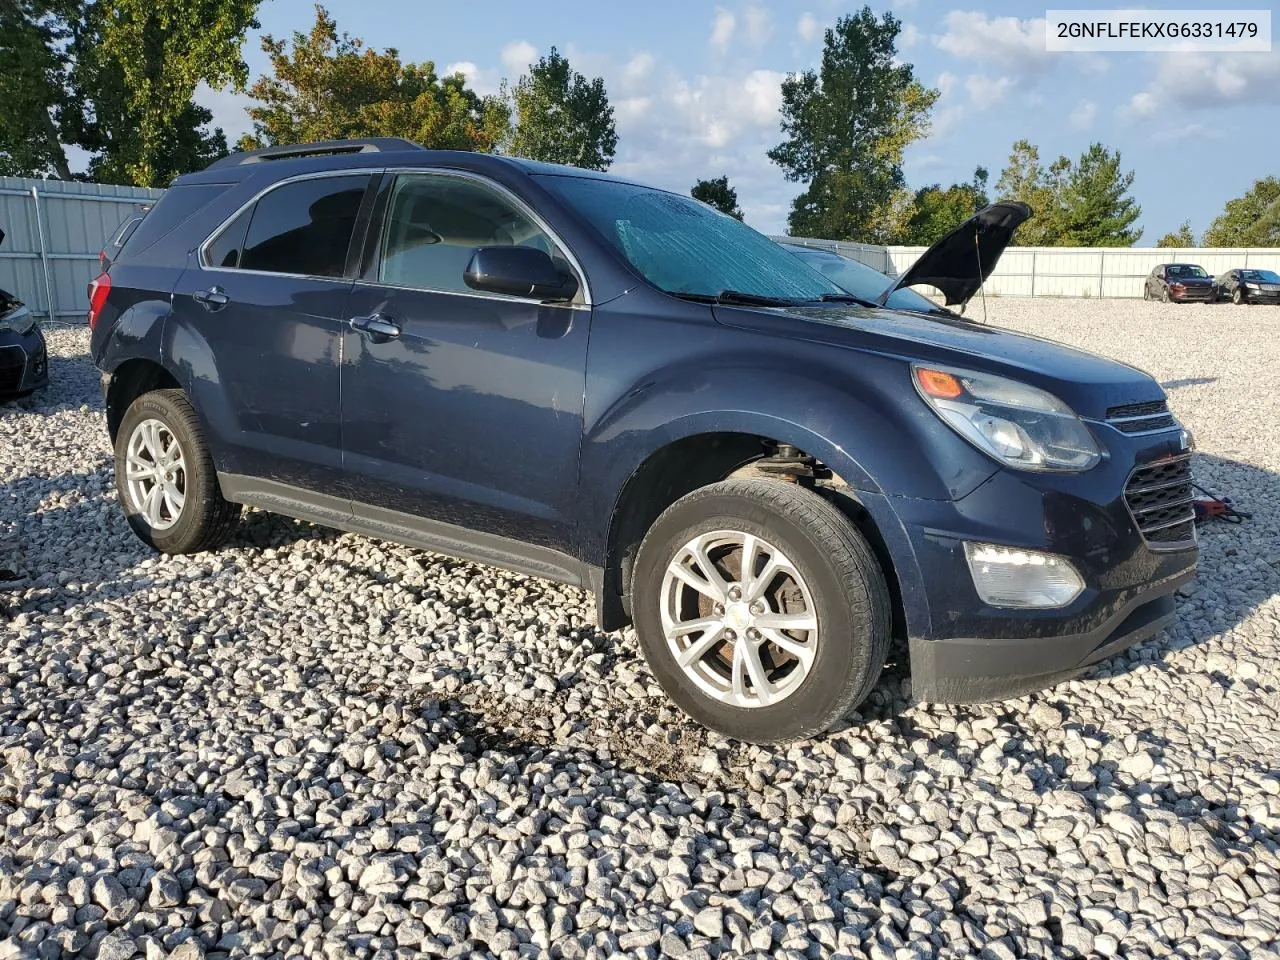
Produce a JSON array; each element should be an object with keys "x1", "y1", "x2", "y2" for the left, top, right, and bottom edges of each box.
[{"x1": 2, "y1": 300, "x2": 1278, "y2": 960}]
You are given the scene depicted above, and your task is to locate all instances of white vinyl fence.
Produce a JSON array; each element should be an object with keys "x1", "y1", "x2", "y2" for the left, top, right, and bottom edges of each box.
[
  {"x1": 0, "y1": 176, "x2": 163, "y2": 322},
  {"x1": 779, "y1": 235, "x2": 1280, "y2": 299}
]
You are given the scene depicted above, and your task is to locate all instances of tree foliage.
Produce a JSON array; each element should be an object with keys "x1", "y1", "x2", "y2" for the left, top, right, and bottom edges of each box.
[
  {"x1": 0, "y1": 0, "x2": 77, "y2": 179},
  {"x1": 1, "y1": 0, "x2": 258, "y2": 185},
  {"x1": 691, "y1": 176, "x2": 743, "y2": 220},
  {"x1": 995, "y1": 140, "x2": 1141, "y2": 246},
  {"x1": 769, "y1": 7, "x2": 937, "y2": 241},
  {"x1": 242, "y1": 6, "x2": 507, "y2": 153},
  {"x1": 1202, "y1": 177, "x2": 1280, "y2": 247},
  {"x1": 1155, "y1": 221, "x2": 1195, "y2": 248},
  {"x1": 506, "y1": 47, "x2": 617, "y2": 170},
  {"x1": 888, "y1": 167, "x2": 989, "y2": 245}
]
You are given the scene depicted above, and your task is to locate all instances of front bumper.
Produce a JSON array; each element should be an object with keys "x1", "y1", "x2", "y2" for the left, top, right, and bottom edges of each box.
[
  {"x1": 1170, "y1": 286, "x2": 1215, "y2": 302},
  {"x1": 0, "y1": 327, "x2": 49, "y2": 397},
  {"x1": 867, "y1": 429, "x2": 1198, "y2": 703}
]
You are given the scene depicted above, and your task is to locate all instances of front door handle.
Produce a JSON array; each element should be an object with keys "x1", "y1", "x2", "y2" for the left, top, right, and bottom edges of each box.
[
  {"x1": 349, "y1": 313, "x2": 401, "y2": 343},
  {"x1": 193, "y1": 286, "x2": 229, "y2": 310}
]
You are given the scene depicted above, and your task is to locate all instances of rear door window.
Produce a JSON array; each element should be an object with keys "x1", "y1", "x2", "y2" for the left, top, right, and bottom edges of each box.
[
  {"x1": 204, "y1": 208, "x2": 252, "y2": 269},
  {"x1": 238, "y1": 175, "x2": 371, "y2": 278}
]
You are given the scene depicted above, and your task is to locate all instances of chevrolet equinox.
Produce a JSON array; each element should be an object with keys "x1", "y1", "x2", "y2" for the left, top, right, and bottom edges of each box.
[{"x1": 89, "y1": 138, "x2": 1198, "y2": 743}]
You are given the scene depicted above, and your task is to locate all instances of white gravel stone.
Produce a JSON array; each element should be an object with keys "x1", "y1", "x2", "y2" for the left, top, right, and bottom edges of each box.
[{"x1": 2, "y1": 306, "x2": 1279, "y2": 959}]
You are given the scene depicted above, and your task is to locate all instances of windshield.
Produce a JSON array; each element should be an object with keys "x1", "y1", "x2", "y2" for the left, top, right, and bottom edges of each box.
[
  {"x1": 1242, "y1": 269, "x2": 1280, "y2": 283},
  {"x1": 537, "y1": 175, "x2": 843, "y2": 301},
  {"x1": 1167, "y1": 264, "x2": 1207, "y2": 279},
  {"x1": 784, "y1": 245, "x2": 945, "y2": 314}
]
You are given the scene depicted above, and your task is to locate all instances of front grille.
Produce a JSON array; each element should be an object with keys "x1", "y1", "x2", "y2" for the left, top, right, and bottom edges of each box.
[
  {"x1": 1125, "y1": 454, "x2": 1194, "y2": 547},
  {"x1": 1106, "y1": 400, "x2": 1177, "y2": 434}
]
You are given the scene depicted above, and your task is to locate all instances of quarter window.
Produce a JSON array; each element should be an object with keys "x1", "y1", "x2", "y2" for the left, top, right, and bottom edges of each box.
[
  {"x1": 205, "y1": 207, "x2": 251, "y2": 269},
  {"x1": 377, "y1": 174, "x2": 576, "y2": 297},
  {"x1": 235, "y1": 175, "x2": 370, "y2": 277}
]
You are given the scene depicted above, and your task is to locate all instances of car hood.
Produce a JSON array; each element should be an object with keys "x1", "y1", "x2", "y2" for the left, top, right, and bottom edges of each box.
[
  {"x1": 882, "y1": 201, "x2": 1032, "y2": 307},
  {"x1": 712, "y1": 301, "x2": 1164, "y2": 419}
]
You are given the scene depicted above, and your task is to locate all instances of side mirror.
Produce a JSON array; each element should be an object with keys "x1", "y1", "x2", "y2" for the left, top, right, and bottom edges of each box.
[{"x1": 464, "y1": 246, "x2": 578, "y2": 302}]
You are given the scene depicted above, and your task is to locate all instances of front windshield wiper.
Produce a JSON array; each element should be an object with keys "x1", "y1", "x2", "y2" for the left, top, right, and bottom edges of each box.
[
  {"x1": 667, "y1": 289, "x2": 803, "y2": 307},
  {"x1": 815, "y1": 292, "x2": 880, "y2": 307}
]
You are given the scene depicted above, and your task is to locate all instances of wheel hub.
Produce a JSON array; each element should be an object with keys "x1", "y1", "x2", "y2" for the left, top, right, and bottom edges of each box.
[{"x1": 659, "y1": 530, "x2": 819, "y2": 709}]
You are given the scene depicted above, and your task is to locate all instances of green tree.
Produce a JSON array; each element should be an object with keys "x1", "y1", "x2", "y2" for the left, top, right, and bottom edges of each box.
[
  {"x1": 1056, "y1": 143, "x2": 1141, "y2": 246},
  {"x1": 769, "y1": 7, "x2": 938, "y2": 241},
  {"x1": 63, "y1": 0, "x2": 260, "y2": 186},
  {"x1": 995, "y1": 140, "x2": 1065, "y2": 245},
  {"x1": 506, "y1": 47, "x2": 617, "y2": 170},
  {"x1": 1202, "y1": 177, "x2": 1280, "y2": 247},
  {"x1": 0, "y1": 0, "x2": 77, "y2": 179},
  {"x1": 691, "y1": 176, "x2": 743, "y2": 219},
  {"x1": 242, "y1": 6, "x2": 508, "y2": 153},
  {"x1": 995, "y1": 140, "x2": 1140, "y2": 246},
  {"x1": 891, "y1": 167, "x2": 989, "y2": 245},
  {"x1": 1155, "y1": 221, "x2": 1195, "y2": 248}
]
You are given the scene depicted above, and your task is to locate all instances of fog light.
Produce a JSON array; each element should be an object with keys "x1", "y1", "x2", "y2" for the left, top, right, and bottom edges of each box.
[{"x1": 964, "y1": 542, "x2": 1084, "y2": 609}]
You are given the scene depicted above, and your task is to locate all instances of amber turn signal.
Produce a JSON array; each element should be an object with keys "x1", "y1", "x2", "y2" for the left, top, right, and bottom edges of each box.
[{"x1": 915, "y1": 367, "x2": 965, "y2": 400}]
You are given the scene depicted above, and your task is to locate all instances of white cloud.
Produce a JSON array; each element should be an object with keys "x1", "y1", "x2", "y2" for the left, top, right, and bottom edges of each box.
[
  {"x1": 900, "y1": 23, "x2": 921, "y2": 50},
  {"x1": 797, "y1": 12, "x2": 820, "y2": 42},
  {"x1": 710, "y1": 8, "x2": 736, "y2": 52},
  {"x1": 500, "y1": 40, "x2": 537, "y2": 75},
  {"x1": 935, "y1": 11, "x2": 1049, "y2": 72},
  {"x1": 624, "y1": 52, "x2": 655, "y2": 84},
  {"x1": 936, "y1": 71, "x2": 958, "y2": 97},
  {"x1": 1126, "y1": 50, "x2": 1280, "y2": 115},
  {"x1": 964, "y1": 74, "x2": 1013, "y2": 107},
  {"x1": 1069, "y1": 99, "x2": 1097, "y2": 131},
  {"x1": 743, "y1": 4, "x2": 773, "y2": 46},
  {"x1": 444, "y1": 61, "x2": 501, "y2": 97}
]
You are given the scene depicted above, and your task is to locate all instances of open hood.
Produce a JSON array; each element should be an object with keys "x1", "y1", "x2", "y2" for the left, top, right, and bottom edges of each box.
[{"x1": 879, "y1": 201, "x2": 1031, "y2": 308}]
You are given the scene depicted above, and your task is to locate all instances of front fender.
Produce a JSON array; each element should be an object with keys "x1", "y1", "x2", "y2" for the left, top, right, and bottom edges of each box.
[{"x1": 579, "y1": 352, "x2": 995, "y2": 555}]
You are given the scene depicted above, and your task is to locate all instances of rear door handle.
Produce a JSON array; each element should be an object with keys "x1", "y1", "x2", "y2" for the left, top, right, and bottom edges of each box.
[
  {"x1": 348, "y1": 313, "x2": 401, "y2": 343},
  {"x1": 193, "y1": 286, "x2": 229, "y2": 310}
]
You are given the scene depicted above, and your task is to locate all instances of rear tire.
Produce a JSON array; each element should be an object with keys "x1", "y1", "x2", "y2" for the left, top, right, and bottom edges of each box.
[
  {"x1": 631, "y1": 478, "x2": 892, "y2": 744},
  {"x1": 115, "y1": 389, "x2": 240, "y2": 554}
]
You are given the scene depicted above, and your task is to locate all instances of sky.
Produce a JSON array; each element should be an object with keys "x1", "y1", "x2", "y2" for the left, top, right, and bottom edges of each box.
[{"x1": 196, "y1": 0, "x2": 1280, "y2": 240}]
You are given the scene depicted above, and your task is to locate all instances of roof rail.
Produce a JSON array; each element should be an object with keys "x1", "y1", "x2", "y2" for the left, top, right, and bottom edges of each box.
[{"x1": 206, "y1": 138, "x2": 425, "y2": 170}]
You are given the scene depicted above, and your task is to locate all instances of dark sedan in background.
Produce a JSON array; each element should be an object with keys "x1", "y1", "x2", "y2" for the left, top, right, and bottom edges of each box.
[
  {"x1": 0, "y1": 229, "x2": 49, "y2": 399},
  {"x1": 1215, "y1": 268, "x2": 1280, "y2": 305},
  {"x1": 1144, "y1": 263, "x2": 1216, "y2": 303}
]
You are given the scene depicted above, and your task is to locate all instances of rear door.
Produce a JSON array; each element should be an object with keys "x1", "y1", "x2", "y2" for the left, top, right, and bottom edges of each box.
[
  {"x1": 340, "y1": 170, "x2": 591, "y2": 560},
  {"x1": 170, "y1": 172, "x2": 375, "y2": 493}
]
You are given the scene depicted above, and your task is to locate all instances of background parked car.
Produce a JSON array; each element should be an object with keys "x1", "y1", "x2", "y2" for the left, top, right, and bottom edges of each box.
[
  {"x1": 0, "y1": 229, "x2": 49, "y2": 399},
  {"x1": 779, "y1": 243, "x2": 952, "y2": 316},
  {"x1": 99, "y1": 206, "x2": 150, "y2": 271},
  {"x1": 1144, "y1": 263, "x2": 1216, "y2": 303},
  {"x1": 1214, "y1": 268, "x2": 1280, "y2": 305}
]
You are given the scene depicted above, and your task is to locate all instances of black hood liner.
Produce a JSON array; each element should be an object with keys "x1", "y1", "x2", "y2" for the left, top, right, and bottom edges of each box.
[{"x1": 880, "y1": 201, "x2": 1032, "y2": 307}]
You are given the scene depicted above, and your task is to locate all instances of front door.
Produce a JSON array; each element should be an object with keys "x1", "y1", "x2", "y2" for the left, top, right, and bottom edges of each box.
[
  {"x1": 341, "y1": 171, "x2": 591, "y2": 558},
  {"x1": 171, "y1": 172, "x2": 373, "y2": 491}
]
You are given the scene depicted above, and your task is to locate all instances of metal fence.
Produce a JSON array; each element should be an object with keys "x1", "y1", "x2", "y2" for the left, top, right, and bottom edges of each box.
[
  {"x1": 0, "y1": 176, "x2": 163, "y2": 322},
  {"x1": 779, "y1": 235, "x2": 1280, "y2": 299}
]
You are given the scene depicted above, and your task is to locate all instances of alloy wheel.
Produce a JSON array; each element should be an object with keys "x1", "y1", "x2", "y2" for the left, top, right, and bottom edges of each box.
[
  {"x1": 659, "y1": 529, "x2": 819, "y2": 708},
  {"x1": 124, "y1": 418, "x2": 187, "y2": 530}
]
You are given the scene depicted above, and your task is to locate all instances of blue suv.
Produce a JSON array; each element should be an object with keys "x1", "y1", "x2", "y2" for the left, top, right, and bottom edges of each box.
[{"x1": 90, "y1": 139, "x2": 1197, "y2": 743}]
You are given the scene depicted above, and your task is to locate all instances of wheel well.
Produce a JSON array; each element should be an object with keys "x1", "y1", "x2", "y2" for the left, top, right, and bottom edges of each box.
[
  {"x1": 105, "y1": 360, "x2": 180, "y2": 442},
  {"x1": 599, "y1": 433, "x2": 906, "y2": 645}
]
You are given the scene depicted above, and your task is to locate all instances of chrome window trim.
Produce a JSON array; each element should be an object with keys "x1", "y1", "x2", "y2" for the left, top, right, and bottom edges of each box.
[{"x1": 196, "y1": 165, "x2": 592, "y2": 306}]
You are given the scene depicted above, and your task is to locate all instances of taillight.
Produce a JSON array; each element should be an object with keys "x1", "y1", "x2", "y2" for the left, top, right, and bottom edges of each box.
[{"x1": 87, "y1": 273, "x2": 112, "y2": 330}]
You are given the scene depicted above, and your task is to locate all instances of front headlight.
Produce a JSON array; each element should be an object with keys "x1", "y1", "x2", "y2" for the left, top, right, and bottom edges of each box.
[
  {"x1": 1246, "y1": 283, "x2": 1260, "y2": 290},
  {"x1": 913, "y1": 364, "x2": 1102, "y2": 472},
  {"x1": 0, "y1": 305, "x2": 36, "y2": 336}
]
